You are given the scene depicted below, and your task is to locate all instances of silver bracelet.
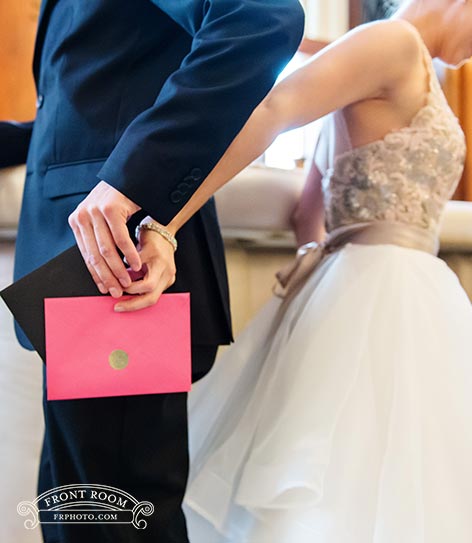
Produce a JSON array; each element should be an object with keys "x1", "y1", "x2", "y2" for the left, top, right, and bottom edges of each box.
[{"x1": 135, "y1": 221, "x2": 178, "y2": 252}]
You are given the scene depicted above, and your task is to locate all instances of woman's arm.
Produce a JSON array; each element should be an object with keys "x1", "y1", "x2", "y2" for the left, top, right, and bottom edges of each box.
[
  {"x1": 122, "y1": 20, "x2": 421, "y2": 311},
  {"x1": 165, "y1": 19, "x2": 420, "y2": 236}
]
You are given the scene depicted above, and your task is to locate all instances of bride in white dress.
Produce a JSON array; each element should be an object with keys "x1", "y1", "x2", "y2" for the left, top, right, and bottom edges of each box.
[{"x1": 156, "y1": 0, "x2": 472, "y2": 541}]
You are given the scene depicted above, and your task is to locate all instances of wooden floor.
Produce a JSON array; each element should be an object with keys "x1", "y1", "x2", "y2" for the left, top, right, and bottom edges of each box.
[{"x1": 0, "y1": 241, "x2": 43, "y2": 543}]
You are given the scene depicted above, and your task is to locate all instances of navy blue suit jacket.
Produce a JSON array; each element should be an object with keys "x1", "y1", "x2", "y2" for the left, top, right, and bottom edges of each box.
[{"x1": 5, "y1": 0, "x2": 304, "y2": 348}]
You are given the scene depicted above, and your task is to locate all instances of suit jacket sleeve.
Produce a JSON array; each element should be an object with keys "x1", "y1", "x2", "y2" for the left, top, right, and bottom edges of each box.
[
  {"x1": 97, "y1": 0, "x2": 304, "y2": 224},
  {"x1": 0, "y1": 121, "x2": 34, "y2": 168}
]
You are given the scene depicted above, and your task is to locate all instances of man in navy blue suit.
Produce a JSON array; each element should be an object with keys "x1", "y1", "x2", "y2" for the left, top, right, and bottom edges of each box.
[{"x1": 1, "y1": 1, "x2": 304, "y2": 541}]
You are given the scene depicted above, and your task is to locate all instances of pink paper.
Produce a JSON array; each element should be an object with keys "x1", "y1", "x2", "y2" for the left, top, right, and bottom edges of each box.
[{"x1": 45, "y1": 293, "x2": 191, "y2": 400}]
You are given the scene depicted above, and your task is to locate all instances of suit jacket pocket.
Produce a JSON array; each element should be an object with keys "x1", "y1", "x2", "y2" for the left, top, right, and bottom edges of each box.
[{"x1": 43, "y1": 158, "x2": 108, "y2": 199}]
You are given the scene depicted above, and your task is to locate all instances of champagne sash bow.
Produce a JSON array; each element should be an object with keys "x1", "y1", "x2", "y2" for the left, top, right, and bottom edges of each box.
[{"x1": 273, "y1": 221, "x2": 439, "y2": 304}]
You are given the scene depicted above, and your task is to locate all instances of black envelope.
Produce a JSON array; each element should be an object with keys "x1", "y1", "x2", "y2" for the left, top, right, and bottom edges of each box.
[{"x1": 0, "y1": 245, "x2": 103, "y2": 362}]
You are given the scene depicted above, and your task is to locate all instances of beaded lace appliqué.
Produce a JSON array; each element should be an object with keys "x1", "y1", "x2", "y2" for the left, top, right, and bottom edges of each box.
[{"x1": 322, "y1": 47, "x2": 466, "y2": 235}]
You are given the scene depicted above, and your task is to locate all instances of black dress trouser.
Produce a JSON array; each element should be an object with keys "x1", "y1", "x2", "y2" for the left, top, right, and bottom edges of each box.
[{"x1": 39, "y1": 345, "x2": 218, "y2": 543}]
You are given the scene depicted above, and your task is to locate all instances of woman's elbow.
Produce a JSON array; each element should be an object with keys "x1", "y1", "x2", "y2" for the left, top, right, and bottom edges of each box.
[{"x1": 259, "y1": 91, "x2": 290, "y2": 136}]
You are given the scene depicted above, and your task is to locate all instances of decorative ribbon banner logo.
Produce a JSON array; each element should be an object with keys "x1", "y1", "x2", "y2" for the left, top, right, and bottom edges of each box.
[{"x1": 18, "y1": 484, "x2": 154, "y2": 529}]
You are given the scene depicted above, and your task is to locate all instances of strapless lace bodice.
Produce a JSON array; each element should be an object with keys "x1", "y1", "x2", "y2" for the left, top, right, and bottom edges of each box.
[{"x1": 316, "y1": 35, "x2": 466, "y2": 235}]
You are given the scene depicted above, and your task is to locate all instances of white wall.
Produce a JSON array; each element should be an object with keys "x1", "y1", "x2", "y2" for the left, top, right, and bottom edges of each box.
[{"x1": 300, "y1": 0, "x2": 349, "y2": 42}]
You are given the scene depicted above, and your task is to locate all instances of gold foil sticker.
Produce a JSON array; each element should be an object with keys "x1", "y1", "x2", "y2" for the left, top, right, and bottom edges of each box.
[{"x1": 109, "y1": 349, "x2": 129, "y2": 370}]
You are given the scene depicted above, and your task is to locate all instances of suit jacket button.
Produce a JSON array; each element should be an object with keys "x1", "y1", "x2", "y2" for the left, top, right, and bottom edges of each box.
[
  {"x1": 176, "y1": 182, "x2": 191, "y2": 192},
  {"x1": 190, "y1": 168, "x2": 202, "y2": 181},
  {"x1": 36, "y1": 94, "x2": 44, "y2": 109},
  {"x1": 170, "y1": 191, "x2": 182, "y2": 204}
]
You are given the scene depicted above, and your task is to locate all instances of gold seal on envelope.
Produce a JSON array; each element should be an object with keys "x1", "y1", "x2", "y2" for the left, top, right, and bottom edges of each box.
[{"x1": 109, "y1": 349, "x2": 129, "y2": 370}]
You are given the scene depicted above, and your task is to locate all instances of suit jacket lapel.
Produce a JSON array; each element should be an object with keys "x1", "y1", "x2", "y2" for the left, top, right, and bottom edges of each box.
[{"x1": 32, "y1": 0, "x2": 57, "y2": 83}]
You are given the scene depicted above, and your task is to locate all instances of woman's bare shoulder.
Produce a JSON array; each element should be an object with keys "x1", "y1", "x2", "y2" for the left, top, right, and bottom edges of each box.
[
  {"x1": 333, "y1": 19, "x2": 423, "y2": 91},
  {"x1": 347, "y1": 19, "x2": 422, "y2": 64}
]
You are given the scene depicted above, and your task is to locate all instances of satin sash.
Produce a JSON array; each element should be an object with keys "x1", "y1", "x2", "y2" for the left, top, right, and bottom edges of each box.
[{"x1": 273, "y1": 221, "x2": 439, "y2": 304}]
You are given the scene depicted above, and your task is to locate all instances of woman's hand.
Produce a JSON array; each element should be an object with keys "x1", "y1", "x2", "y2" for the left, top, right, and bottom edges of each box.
[
  {"x1": 290, "y1": 160, "x2": 326, "y2": 247},
  {"x1": 114, "y1": 224, "x2": 176, "y2": 312},
  {"x1": 290, "y1": 202, "x2": 326, "y2": 248}
]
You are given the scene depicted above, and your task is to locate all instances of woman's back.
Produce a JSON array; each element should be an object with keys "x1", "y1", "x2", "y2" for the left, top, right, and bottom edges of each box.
[{"x1": 318, "y1": 26, "x2": 466, "y2": 234}]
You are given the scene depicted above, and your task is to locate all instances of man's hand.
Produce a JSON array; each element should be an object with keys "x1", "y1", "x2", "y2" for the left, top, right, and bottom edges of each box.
[
  {"x1": 115, "y1": 225, "x2": 177, "y2": 312},
  {"x1": 68, "y1": 180, "x2": 142, "y2": 298}
]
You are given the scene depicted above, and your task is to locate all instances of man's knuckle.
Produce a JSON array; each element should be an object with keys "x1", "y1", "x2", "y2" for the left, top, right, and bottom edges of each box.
[
  {"x1": 76, "y1": 208, "x2": 89, "y2": 222},
  {"x1": 98, "y1": 245, "x2": 112, "y2": 258},
  {"x1": 87, "y1": 253, "x2": 100, "y2": 267},
  {"x1": 101, "y1": 204, "x2": 115, "y2": 217},
  {"x1": 102, "y1": 275, "x2": 115, "y2": 287}
]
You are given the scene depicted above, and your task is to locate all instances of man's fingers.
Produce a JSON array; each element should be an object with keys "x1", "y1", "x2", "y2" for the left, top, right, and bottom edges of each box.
[
  {"x1": 73, "y1": 227, "x2": 108, "y2": 294},
  {"x1": 77, "y1": 219, "x2": 123, "y2": 298},
  {"x1": 91, "y1": 210, "x2": 132, "y2": 289},
  {"x1": 68, "y1": 181, "x2": 142, "y2": 295},
  {"x1": 103, "y1": 206, "x2": 142, "y2": 273},
  {"x1": 68, "y1": 215, "x2": 178, "y2": 312}
]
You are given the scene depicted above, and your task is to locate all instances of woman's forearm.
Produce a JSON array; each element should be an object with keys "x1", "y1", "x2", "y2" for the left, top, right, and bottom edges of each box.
[
  {"x1": 166, "y1": 97, "x2": 284, "y2": 236},
  {"x1": 164, "y1": 20, "x2": 410, "y2": 236}
]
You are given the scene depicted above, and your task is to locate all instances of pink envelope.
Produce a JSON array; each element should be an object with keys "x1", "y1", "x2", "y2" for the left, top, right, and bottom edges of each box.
[{"x1": 44, "y1": 293, "x2": 191, "y2": 400}]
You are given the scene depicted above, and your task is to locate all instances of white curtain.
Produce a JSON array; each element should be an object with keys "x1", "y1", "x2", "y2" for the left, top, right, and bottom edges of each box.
[{"x1": 300, "y1": 0, "x2": 349, "y2": 42}]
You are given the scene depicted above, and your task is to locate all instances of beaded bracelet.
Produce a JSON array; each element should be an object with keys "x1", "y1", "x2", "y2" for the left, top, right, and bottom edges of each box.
[{"x1": 135, "y1": 221, "x2": 178, "y2": 252}]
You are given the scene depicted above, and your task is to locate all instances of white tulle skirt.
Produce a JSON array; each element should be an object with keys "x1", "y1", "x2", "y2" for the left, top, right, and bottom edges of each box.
[{"x1": 183, "y1": 242, "x2": 472, "y2": 543}]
